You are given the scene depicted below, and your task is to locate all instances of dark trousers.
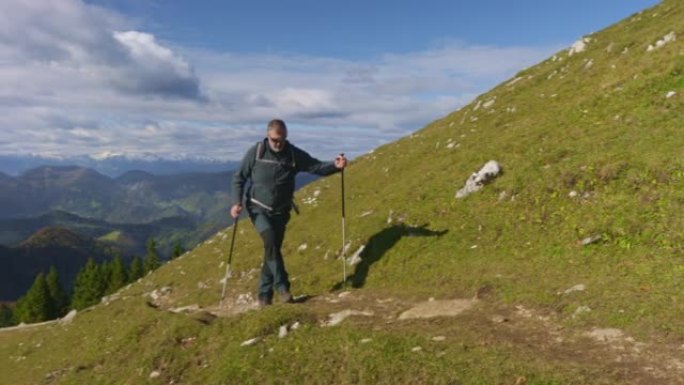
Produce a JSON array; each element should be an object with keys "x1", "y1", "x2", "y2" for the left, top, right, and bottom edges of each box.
[{"x1": 249, "y1": 209, "x2": 290, "y2": 301}]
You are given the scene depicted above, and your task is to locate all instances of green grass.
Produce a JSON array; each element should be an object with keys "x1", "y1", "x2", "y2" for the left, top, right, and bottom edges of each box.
[{"x1": 2, "y1": 1, "x2": 684, "y2": 383}]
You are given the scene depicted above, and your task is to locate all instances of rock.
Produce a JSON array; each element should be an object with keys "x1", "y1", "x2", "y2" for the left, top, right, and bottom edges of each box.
[
  {"x1": 347, "y1": 245, "x2": 365, "y2": 265},
  {"x1": 297, "y1": 243, "x2": 308, "y2": 252},
  {"x1": 241, "y1": 337, "x2": 261, "y2": 347},
  {"x1": 360, "y1": 338, "x2": 372, "y2": 344},
  {"x1": 324, "y1": 309, "x2": 374, "y2": 327},
  {"x1": 60, "y1": 310, "x2": 77, "y2": 324},
  {"x1": 149, "y1": 371, "x2": 161, "y2": 379},
  {"x1": 278, "y1": 325, "x2": 288, "y2": 339},
  {"x1": 573, "y1": 305, "x2": 592, "y2": 318},
  {"x1": 169, "y1": 304, "x2": 200, "y2": 314},
  {"x1": 586, "y1": 328, "x2": 624, "y2": 343},
  {"x1": 338, "y1": 291, "x2": 352, "y2": 298},
  {"x1": 491, "y1": 315, "x2": 508, "y2": 323},
  {"x1": 432, "y1": 336, "x2": 446, "y2": 342},
  {"x1": 398, "y1": 299, "x2": 475, "y2": 320},
  {"x1": 666, "y1": 91, "x2": 677, "y2": 98},
  {"x1": 580, "y1": 235, "x2": 601, "y2": 246},
  {"x1": 455, "y1": 161, "x2": 502, "y2": 198},
  {"x1": 291, "y1": 322, "x2": 301, "y2": 330},
  {"x1": 568, "y1": 37, "x2": 591, "y2": 56},
  {"x1": 411, "y1": 346, "x2": 423, "y2": 352},
  {"x1": 560, "y1": 284, "x2": 586, "y2": 295}
]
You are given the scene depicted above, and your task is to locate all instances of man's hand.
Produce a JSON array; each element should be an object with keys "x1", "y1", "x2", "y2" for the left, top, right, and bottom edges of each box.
[
  {"x1": 335, "y1": 154, "x2": 348, "y2": 169},
  {"x1": 230, "y1": 204, "x2": 242, "y2": 219}
]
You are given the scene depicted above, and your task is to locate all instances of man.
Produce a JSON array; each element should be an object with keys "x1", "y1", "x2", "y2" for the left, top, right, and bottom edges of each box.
[{"x1": 231, "y1": 119, "x2": 347, "y2": 306}]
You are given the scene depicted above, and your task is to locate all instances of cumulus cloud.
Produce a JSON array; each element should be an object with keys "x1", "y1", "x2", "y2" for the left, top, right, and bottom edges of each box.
[{"x1": 0, "y1": 0, "x2": 559, "y2": 161}]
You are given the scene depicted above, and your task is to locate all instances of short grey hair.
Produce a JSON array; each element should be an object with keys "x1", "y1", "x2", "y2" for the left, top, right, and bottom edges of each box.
[{"x1": 267, "y1": 119, "x2": 287, "y2": 134}]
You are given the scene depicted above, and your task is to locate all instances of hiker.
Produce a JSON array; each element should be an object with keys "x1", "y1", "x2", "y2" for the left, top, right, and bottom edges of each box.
[{"x1": 230, "y1": 119, "x2": 347, "y2": 306}]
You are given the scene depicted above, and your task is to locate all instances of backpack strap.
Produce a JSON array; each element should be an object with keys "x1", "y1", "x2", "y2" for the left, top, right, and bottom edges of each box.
[{"x1": 255, "y1": 139, "x2": 296, "y2": 168}]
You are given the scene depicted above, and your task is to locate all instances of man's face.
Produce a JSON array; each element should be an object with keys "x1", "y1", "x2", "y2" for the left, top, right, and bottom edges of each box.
[{"x1": 267, "y1": 129, "x2": 287, "y2": 152}]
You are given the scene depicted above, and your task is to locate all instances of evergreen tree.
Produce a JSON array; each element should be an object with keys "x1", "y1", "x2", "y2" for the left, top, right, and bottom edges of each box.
[
  {"x1": 143, "y1": 238, "x2": 161, "y2": 273},
  {"x1": 128, "y1": 256, "x2": 144, "y2": 282},
  {"x1": 70, "y1": 258, "x2": 105, "y2": 310},
  {"x1": 172, "y1": 241, "x2": 185, "y2": 259},
  {"x1": 46, "y1": 266, "x2": 68, "y2": 318},
  {"x1": 0, "y1": 304, "x2": 15, "y2": 327},
  {"x1": 13, "y1": 273, "x2": 54, "y2": 323},
  {"x1": 107, "y1": 255, "x2": 128, "y2": 294}
]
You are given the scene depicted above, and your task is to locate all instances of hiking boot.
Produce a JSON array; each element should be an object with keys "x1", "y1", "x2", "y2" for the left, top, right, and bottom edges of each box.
[
  {"x1": 279, "y1": 291, "x2": 294, "y2": 304},
  {"x1": 257, "y1": 296, "x2": 272, "y2": 308}
]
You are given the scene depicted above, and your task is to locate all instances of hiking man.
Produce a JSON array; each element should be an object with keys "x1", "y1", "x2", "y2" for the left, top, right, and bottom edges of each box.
[{"x1": 230, "y1": 119, "x2": 347, "y2": 306}]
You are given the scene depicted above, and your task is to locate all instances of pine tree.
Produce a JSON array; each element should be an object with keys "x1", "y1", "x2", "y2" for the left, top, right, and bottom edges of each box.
[
  {"x1": 70, "y1": 258, "x2": 105, "y2": 310},
  {"x1": 46, "y1": 266, "x2": 68, "y2": 318},
  {"x1": 0, "y1": 304, "x2": 15, "y2": 327},
  {"x1": 107, "y1": 255, "x2": 128, "y2": 294},
  {"x1": 13, "y1": 273, "x2": 54, "y2": 323},
  {"x1": 143, "y1": 238, "x2": 161, "y2": 273},
  {"x1": 172, "y1": 241, "x2": 185, "y2": 259},
  {"x1": 128, "y1": 256, "x2": 144, "y2": 282}
]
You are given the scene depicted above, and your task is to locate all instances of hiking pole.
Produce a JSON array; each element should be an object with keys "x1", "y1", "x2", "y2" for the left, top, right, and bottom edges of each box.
[
  {"x1": 220, "y1": 218, "x2": 239, "y2": 308},
  {"x1": 340, "y1": 153, "x2": 347, "y2": 287}
]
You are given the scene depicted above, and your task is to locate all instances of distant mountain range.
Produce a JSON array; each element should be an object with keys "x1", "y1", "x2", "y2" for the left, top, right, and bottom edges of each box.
[
  {"x1": 0, "y1": 165, "x2": 318, "y2": 300},
  {"x1": 0, "y1": 154, "x2": 240, "y2": 177}
]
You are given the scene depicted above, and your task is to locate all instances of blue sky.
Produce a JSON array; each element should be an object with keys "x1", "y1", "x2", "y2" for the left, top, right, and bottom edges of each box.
[{"x1": 0, "y1": 0, "x2": 660, "y2": 162}]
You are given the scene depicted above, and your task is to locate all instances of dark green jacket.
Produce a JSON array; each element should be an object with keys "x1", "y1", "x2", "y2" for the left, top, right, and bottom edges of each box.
[{"x1": 232, "y1": 138, "x2": 339, "y2": 214}]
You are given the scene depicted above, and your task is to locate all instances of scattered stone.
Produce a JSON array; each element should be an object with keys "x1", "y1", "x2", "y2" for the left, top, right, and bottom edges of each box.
[
  {"x1": 338, "y1": 291, "x2": 352, "y2": 298},
  {"x1": 455, "y1": 160, "x2": 502, "y2": 198},
  {"x1": 241, "y1": 337, "x2": 261, "y2": 347},
  {"x1": 359, "y1": 210, "x2": 374, "y2": 217},
  {"x1": 491, "y1": 315, "x2": 508, "y2": 323},
  {"x1": 59, "y1": 310, "x2": 77, "y2": 324},
  {"x1": 297, "y1": 243, "x2": 308, "y2": 252},
  {"x1": 347, "y1": 245, "x2": 365, "y2": 265},
  {"x1": 568, "y1": 190, "x2": 579, "y2": 198},
  {"x1": 586, "y1": 328, "x2": 624, "y2": 343},
  {"x1": 149, "y1": 371, "x2": 161, "y2": 379},
  {"x1": 411, "y1": 346, "x2": 423, "y2": 352},
  {"x1": 398, "y1": 299, "x2": 475, "y2": 320},
  {"x1": 514, "y1": 376, "x2": 527, "y2": 385},
  {"x1": 169, "y1": 304, "x2": 201, "y2": 314},
  {"x1": 560, "y1": 284, "x2": 586, "y2": 295},
  {"x1": 360, "y1": 338, "x2": 372, "y2": 344},
  {"x1": 291, "y1": 322, "x2": 301, "y2": 330},
  {"x1": 432, "y1": 336, "x2": 446, "y2": 342},
  {"x1": 569, "y1": 37, "x2": 591, "y2": 56},
  {"x1": 580, "y1": 235, "x2": 602, "y2": 246},
  {"x1": 278, "y1": 325, "x2": 288, "y2": 339},
  {"x1": 482, "y1": 98, "x2": 496, "y2": 109},
  {"x1": 573, "y1": 305, "x2": 592, "y2": 318},
  {"x1": 666, "y1": 91, "x2": 677, "y2": 98},
  {"x1": 324, "y1": 309, "x2": 374, "y2": 327},
  {"x1": 647, "y1": 31, "x2": 676, "y2": 51}
]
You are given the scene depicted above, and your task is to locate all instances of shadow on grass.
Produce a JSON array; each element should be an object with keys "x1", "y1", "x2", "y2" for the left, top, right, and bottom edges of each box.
[{"x1": 331, "y1": 223, "x2": 448, "y2": 291}]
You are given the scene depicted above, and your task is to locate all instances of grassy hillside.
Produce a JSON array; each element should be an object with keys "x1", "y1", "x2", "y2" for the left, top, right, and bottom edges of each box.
[{"x1": 2, "y1": 1, "x2": 684, "y2": 383}]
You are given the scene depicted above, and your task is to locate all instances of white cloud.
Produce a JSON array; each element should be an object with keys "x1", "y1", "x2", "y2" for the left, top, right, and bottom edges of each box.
[{"x1": 0, "y1": 0, "x2": 559, "y2": 162}]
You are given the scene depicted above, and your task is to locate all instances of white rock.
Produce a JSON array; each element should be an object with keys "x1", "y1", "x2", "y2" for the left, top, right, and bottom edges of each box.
[
  {"x1": 561, "y1": 284, "x2": 586, "y2": 295},
  {"x1": 411, "y1": 346, "x2": 423, "y2": 352},
  {"x1": 666, "y1": 91, "x2": 677, "y2": 98},
  {"x1": 241, "y1": 337, "x2": 261, "y2": 347},
  {"x1": 297, "y1": 243, "x2": 308, "y2": 252},
  {"x1": 324, "y1": 309, "x2": 374, "y2": 327},
  {"x1": 338, "y1": 291, "x2": 352, "y2": 298},
  {"x1": 398, "y1": 299, "x2": 475, "y2": 320},
  {"x1": 586, "y1": 328, "x2": 624, "y2": 343},
  {"x1": 360, "y1": 338, "x2": 372, "y2": 344},
  {"x1": 568, "y1": 190, "x2": 579, "y2": 198},
  {"x1": 569, "y1": 37, "x2": 591, "y2": 56},
  {"x1": 432, "y1": 336, "x2": 446, "y2": 342},
  {"x1": 291, "y1": 322, "x2": 301, "y2": 330},
  {"x1": 347, "y1": 245, "x2": 365, "y2": 265},
  {"x1": 278, "y1": 325, "x2": 288, "y2": 339},
  {"x1": 455, "y1": 160, "x2": 502, "y2": 198},
  {"x1": 59, "y1": 310, "x2": 77, "y2": 324},
  {"x1": 573, "y1": 305, "x2": 592, "y2": 318},
  {"x1": 149, "y1": 371, "x2": 161, "y2": 379},
  {"x1": 482, "y1": 99, "x2": 496, "y2": 109}
]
